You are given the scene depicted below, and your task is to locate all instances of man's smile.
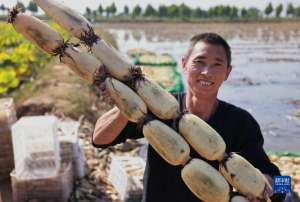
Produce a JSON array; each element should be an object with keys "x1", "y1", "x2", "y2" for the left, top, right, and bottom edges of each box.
[{"x1": 196, "y1": 79, "x2": 214, "y2": 87}]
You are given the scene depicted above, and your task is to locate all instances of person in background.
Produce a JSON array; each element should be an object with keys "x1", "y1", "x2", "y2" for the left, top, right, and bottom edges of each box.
[{"x1": 92, "y1": 33, "x2": 286, "y2": 202}]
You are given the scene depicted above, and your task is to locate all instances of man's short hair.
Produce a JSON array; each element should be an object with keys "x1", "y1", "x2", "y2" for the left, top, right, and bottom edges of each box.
[{"x1": 186, "y1": 33, "x2": 231, "y2": 67}]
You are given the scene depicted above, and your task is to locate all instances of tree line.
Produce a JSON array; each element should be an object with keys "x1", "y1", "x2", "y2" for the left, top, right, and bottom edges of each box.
[
  {"x1": 1, "y1": 1, "x2": 300, "y2": 20},
  {"x1": 90, "y1": 2, "x2": 300, "y2": 19}
]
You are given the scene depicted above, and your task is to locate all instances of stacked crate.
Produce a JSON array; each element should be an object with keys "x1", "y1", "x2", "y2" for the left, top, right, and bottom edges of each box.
[
  {"x1": 0, "y1": 98, "x2": 17, "y2": 180},
  {"x1": 11, "y1": 116, "x2": 61, "y2": 180},
  {"x1": 11, "y1": 163, "x2": 73, "y2": 202},
  {"x1": 57, "y1": 120, "x2": 85, "y2": 179},
  {"x1": 128, "y1": 50, "x2": 184, "y2": 93},
  {"x1": 10, "y1": 116, "x2": 74, "y2": 202},
  {"x1": 108, "y1": 155, "x2": 145, "y2": 202}
]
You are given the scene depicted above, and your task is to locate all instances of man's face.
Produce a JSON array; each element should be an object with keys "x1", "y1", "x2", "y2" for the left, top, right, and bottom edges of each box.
[{"x1": 182, "y1": 41, "x2": 232, "y2": 98}]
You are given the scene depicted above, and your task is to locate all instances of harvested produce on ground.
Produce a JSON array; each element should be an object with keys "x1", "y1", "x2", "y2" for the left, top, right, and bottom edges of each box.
[
  {"x1": 220, "y1": 153, "x2": 271, "y2": 200},
  {"x1": 179, "y1": 113, "x2": 226, "y2": 161},
  {"x1": 181, "y1": 158, "x2": 230, "y2": 202},
  {"x1": 8, "y1": 7, "x2": 64, "y2": 55},
  {"x1": 134, "y1": 54, "x2": 177, "y2": 66},
  {"x1": 140, "y1": 65, "x2": 184, "y2": 93},
  {"x1": 142, "y1": 119, "x2": 190, "y2": 166},
  {"x1": 134, "y1": 77, "x2": 180, "y2": 120},
  {"x1": 105, "y1": 77, "x2": 147, "y2": 123},
  {"x1": 127, "y1": 48, "x2": 155, "y2": 58}
]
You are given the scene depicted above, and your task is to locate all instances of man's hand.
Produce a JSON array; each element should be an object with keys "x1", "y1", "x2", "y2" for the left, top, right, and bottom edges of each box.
[
  {"x1": 263, "y1": 174, "x2": 274, "y2": 198},
  {"x1": 246, "y1": 174, "x2": 274, "y2": 202}
]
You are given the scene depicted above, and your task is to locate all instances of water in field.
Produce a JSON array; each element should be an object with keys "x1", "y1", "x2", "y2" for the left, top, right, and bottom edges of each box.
[{"x1": 98, "y1": 22, "x2": 300, "y2": 152}]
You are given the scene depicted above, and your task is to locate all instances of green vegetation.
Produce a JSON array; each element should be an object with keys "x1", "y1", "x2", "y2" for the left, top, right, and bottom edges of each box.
[
  {"x1": 0, "y1": 23, "x2": 51, "y2": 95},
  {"x1": 0, "y1": 20, "x2": 72, "y2": 96},
  {"x1": 27, "y1": 1, "x2": 38, "y2": 14}
]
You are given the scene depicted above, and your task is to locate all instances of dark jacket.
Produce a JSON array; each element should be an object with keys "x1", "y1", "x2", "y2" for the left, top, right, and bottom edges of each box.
[{"x1": 93, "y1": 93, "x2": 286, "y2": 202}]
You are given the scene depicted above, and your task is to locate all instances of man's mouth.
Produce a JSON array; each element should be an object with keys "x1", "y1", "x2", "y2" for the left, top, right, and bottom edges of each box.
[{"x1": 197, "y1": 79, "x2": 214, "y2": 86}]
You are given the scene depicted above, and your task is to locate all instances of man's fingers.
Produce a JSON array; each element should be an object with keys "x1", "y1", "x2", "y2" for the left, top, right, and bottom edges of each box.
[
  {"x1": 264, "y1": 184, "x2": 274, "y2": 197},
  {"x1": 263, "y1": 186, "x2": 273, "y2": 201},
  {"x1": 263, "y1": 174, "x2": 274, "y2": 198},
  {"x1": 247, "y1": 194, "x2": 260, "y2": 202},
  {"x1": 246, "y1": 195, "x2": 255, "y2": 201}
]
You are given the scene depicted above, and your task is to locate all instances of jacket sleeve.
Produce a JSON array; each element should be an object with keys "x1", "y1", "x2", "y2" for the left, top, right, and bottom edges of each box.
[
  {"x1": 92, "y1": 121, "x2": 143, "y2": 149},
  {"x1": 239, "y1": 112, "x2": 286, "y2": 202}
]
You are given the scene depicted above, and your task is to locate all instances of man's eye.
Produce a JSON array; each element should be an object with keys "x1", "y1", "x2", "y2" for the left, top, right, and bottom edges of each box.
[{"x1": 194, "y1": 60, "x2": 204, "y2": 64}]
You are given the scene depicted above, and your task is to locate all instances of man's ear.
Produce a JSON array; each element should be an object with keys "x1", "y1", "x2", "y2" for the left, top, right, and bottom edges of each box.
[
  {"x1": 224, "y1": 65, "x2": 232, "y2": 81},
  {"x1": 181, "y1": 56, "x2": 187, "y2": 73}
]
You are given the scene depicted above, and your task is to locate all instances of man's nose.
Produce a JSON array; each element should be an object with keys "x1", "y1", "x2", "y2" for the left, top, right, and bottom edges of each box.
[{"x1": 200, "y1": 65, "x2": 210, "y2": 74}]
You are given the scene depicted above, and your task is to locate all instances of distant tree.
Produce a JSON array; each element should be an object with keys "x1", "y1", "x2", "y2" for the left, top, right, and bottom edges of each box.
[
  {"x1": 110, "y1": 3, "x2": 117, "y2": 16},
  {"x1": 92, "y1": 10, "x2": 97, "y2": 19},
  {"x1": 167, "y1": 4, "x2": 179, "y2": 18},
  {"x1": 158, "y1": 5, "x2": 167, "y2": 18},
  {"x1": 16, "y1": 2, "x2": 26, "y2": 12},
  {"x1": 27, "y1": 1, "x2": 38, "y2": 13},
  {"x1": 296, "y1": 6, "x2": 300, "y2": 17},
  {"x1": 209, "y1": 5, "x2": 229, "y2": 17},
  {"x1": 207, "y1": 7, "x2": 214, "y2": 17},
  {"x1": 192, "y1": 7, "x2": 205, "y2": 18},
  {"x1": 224, "y1": 6, "x2": 231, "y2": 17},
  {"x1": 286, "y1": 3, "x2": 294, "y2": 17},
  {"x1": 191, "y1": 9, "x2": 197, "y2": 18},
  {"x1": 275, "y1": 4, "x2": 283, "y2": 17},
  {"x1": 85, "y1": 7, "x2": 91, "y2": 16},
  {"x1": 144, "y1": 4, "x2": 156, "y2": 17},
  {"x1": 264, "y1": 2, "x2": 273, "y2": 17},
  {"x1": 132, "y1": 5, "x2": 142, "y2": 17},
  {"x1": 248, "y1": 7, "x2": 260, "y2": 18},
  {"x1": 98, "y1": 4, "x2": 103, "y2": 15},
  {"x1": 105, "y1": 5, "x2": 111, "y2": 17},
  {"x1": 215, "y1": 6, "x2": 225, "y2": 17},
  {"x1": 124, "y1": 5, "x2": 129, "y2": 15},
  {"x1": 229, "y1": 6, "x2": 238, "y2": 19},
  {"x1": 0, "y1": 4, "x2": 6, "y2": 13},
  {"x1": 179, "y1": 3, "x2": 191, "y2": 18},
  {"x1": 241, "y1": 8, "x2": 248, "y2": 18}
]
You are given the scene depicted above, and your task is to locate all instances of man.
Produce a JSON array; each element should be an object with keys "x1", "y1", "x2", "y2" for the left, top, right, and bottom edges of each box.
[{"x1": 92, "y1": 33, "x2": 286, "y2": 202}]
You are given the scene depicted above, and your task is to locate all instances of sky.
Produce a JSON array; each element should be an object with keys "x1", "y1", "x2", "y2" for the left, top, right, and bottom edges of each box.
[{"x1": 1, "y1": 0, "x2": 300, "y2": 14}]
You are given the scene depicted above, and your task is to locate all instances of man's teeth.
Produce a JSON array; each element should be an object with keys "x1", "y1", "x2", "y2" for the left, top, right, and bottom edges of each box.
[{"x1": 199, "y1": 80, "x2": 213, "y2": 86}]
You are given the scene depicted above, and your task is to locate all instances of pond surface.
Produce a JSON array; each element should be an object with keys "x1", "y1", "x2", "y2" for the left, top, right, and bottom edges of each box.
[{"x1": 99, "y1": 22, "x2": 300, "y2": 152}]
